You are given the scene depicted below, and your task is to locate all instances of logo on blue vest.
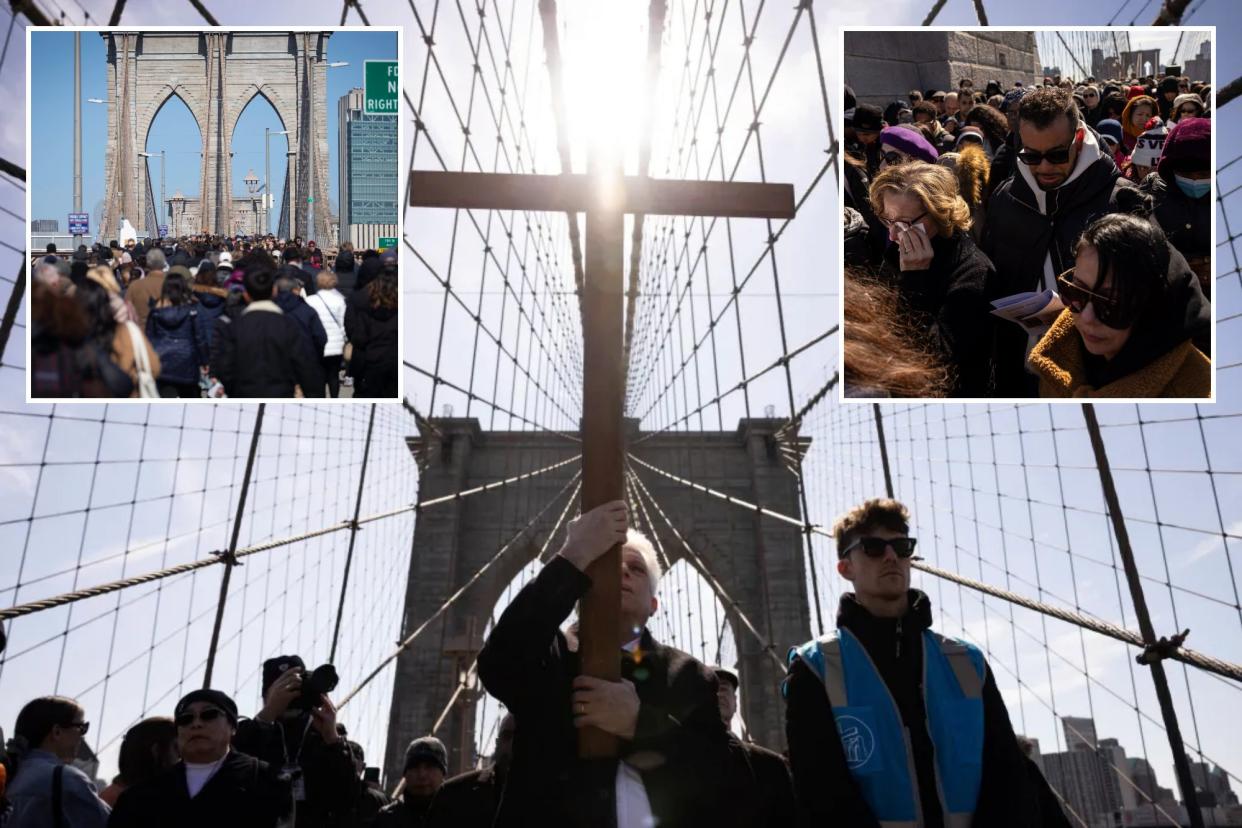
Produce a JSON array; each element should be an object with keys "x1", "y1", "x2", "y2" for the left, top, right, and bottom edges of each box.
[{"x1": 836, "y1": 714, "x2": 875, "y2": 769}]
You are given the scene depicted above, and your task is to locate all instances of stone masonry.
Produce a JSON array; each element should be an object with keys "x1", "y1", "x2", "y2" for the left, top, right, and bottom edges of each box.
[
  {"x1": 383, "y1": 417, "x2": 813, "y2": 785},
  {"x1": 100, "y1": 32, "x2": 333, "y2": 242},
  {"x1": 845, "y1": 31, "x2": 1041, "y2": 108}
]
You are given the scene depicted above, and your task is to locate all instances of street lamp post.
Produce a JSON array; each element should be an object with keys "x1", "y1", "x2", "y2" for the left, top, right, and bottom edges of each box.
[
  {"x1": 266, "y1": 128, "x2": 291, "y2": 236},
  {"x1": 138, "y1": 151, "x2": 165, "y2": 240},
  {"x1": 74, "y1": 32, "x2": 81, "y2": 246}
]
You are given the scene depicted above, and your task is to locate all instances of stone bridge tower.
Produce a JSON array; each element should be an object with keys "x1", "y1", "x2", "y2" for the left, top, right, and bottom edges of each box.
[
  {"x1": 383, "y1": 417, "x2": 813, "y2": 785},
  {"x1": 100, "y1": 31, "x2": 333, "y2": 241}
]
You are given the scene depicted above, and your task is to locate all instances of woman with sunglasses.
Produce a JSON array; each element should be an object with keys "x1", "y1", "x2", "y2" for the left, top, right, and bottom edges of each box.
[
  {"x1": 868, "y1": 161, "x2": 995, "y2": 396},
  {"x1": 1029, "y1": 213, "x2": 1210, "y2": 398},
  {"x1": 109, "y1": 689, "x2": 291, "y2": 828},
  {"x1": 877, "y1": 125, "x2": 939, "y2": 173},
  {"x1": 3, "y1": 696, "x2": 111, "y2": 827}
]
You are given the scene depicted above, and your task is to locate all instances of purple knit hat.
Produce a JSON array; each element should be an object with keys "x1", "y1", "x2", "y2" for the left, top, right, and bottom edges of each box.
[
  {"x1": 1157, "y1": 117, "x2": 1210, "y2": 181},
  {"x1": 880, "y1": 126, "x2": 939, "y2": 164}
]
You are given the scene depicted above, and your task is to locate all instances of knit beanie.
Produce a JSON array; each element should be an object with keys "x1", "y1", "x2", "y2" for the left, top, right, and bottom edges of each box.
[
  {"x1": 1171, "y1": 93, "x2": 1204, "y2": 118},
  {"x1": 1157, "y1": 117, "x2": 1210, "y2": 181},
  {"x1": 1095, "y1": 119, "x2": 1123, "y2": 148},
  {"x1": 1130, "y1": 121, "x2": 1169, "y2": 168}
]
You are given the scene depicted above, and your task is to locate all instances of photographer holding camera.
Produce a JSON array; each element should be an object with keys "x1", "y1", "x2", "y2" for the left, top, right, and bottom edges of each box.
[{"x1": 233, "y1": 656, "x2": 359, "y2": 828}]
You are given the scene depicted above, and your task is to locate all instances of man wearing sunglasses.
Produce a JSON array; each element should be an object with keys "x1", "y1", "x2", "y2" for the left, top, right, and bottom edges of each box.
[
  {"x1": 785, "y1": 499, "x2": 1037, "y2": 828},
  {"x1": 983, "y1": 86, "x2": 1144, "y2": 398},
  {"x1": 109, "y1": 689, "x2": 291, "y2": 828}
]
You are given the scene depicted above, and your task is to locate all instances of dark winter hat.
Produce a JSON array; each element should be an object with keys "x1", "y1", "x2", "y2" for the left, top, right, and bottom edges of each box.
[
  {"x1": 1002, "y1": 87, "x2": 1029, "y2": 112},
  {"x1": 1096, "y1": 119, "x2": 1124, "y2": 148},
  {"x1": 1158, "y1": 117, "x2": 1210, "y2": 181},
  {"x1": 1158, "y1": 75, "x2": 1180, "y2": 96},
  {"x1": 404, "y1": 736, "x2": 447, "y2": 774},
  {"x1": 853, "y1": 104, "x2": 882, "y2": 132},
  {"x1": 879, "y1": 125, "x2": 938, "y2": 164},
  {"x1": 262, "y1": 655, "x2": 307, "y2": 697},
  {"x1": 175, "y1": 689, "x2": 238, "y2": 725},
  {"x1": 843, "y1": 84, "x2": 857, "y2": 112},
  {"x1": 713, "y1": 666, "x2": 739, "y2": 690}
]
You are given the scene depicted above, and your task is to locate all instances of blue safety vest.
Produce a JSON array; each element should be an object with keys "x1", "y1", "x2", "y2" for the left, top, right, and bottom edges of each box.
[{"x1": 788, "y1": 627, "x2": 986, "y2": 828}]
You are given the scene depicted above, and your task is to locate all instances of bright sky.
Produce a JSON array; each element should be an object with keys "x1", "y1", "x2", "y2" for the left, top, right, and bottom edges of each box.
[
  {"x1": 1, "y1": 0, "x2": 1240, "y2": 812},
  {"x1": 28, "y1": 29, "x2": 396, "y2": 239}
]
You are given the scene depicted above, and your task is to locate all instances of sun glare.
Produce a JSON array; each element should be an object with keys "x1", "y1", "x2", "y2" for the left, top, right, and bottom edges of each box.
[{"x1": 562, "y1": 1, "x2": 651, "y2": 177}]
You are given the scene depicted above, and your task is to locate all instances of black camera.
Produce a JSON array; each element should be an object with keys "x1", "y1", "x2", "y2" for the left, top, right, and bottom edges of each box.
[{"x1": 292, "y1": 663, "x2": 339, "y2": 712}]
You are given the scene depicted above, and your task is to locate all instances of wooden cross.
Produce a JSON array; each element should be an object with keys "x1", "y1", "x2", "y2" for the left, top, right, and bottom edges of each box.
[{"x1": 410, "y1": 163, "x2": 794, "y2": 757}]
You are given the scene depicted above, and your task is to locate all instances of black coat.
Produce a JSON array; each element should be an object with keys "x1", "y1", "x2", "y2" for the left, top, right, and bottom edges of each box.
[
  {"x1": 233, "y1": 717, "x2": 359, "y2": 828},
  {"x1": 844, "y1": 162, "x2": 886, "y2": 268},
  {"x1": 213, "y1": 301, "x2": 325, "y2": 398},
  {"x1": 344, "y1": 292, "x2": 397, "y2": 399},
  {"x1": 785, "y1": 591, "x2": 1037, "y2": 828},
  {"x1": 107, "y1": 750, "x2": 290, "y2": 828},
  {"x1": 146, "y1": 304, "x2": 205, "y2": 385},
  {"x1": 722, "y1": 737, "x2": 795, "y2": 828},
  {"x1": 374, "y1": 795, "x2": 434, "y2": 828},
  {"x1": 426, "y1": 767, "x2": 504, "y2": 828},
  {"x1": 982, "y1": 144, "x2": 1145, "y2": 396},
  {"x1": 1142, "y1": 171, "x2": 1211, "y2": 261},
  {"x1": 881, "y1": 230, "x2": 996, "y2": 397},
  {"x1": 476, "y1": 557, "x2": 732, "y2": 828},
  {"x1": 341, "y1": 784, "x2": 390, "y2": 828},
  {"x1": 275, "y1": 291, "x2": 330, "y2": 358}
]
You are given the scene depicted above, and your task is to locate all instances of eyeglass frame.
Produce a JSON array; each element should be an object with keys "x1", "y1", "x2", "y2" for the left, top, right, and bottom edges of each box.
[
  {"x1": 62, "y1": 720, "x2": 90, "y2": 735},
  {"x1": 878, "y1": 210, "x2": 928, "y2": 233},
  {"x1": 1055, "y1": 268, "x2": 1132, "y2": 328},
  {"x1": 839, "y1": 536, "x2": 919, "y2": 560},
  {"x1": 175, "y1": 707, "x2": 228, "y2": 728},
  {"x1": 1017, "y1": 141, "x2": 1075, "y2": 166}
]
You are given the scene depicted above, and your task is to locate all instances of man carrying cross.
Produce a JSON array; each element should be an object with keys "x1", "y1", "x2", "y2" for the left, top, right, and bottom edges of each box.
[{"x1": 476, "y1": 502, "x2": 732, "y2": 827}]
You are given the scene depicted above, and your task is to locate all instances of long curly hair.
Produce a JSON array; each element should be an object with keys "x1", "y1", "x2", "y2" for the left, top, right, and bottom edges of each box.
[
  {"x1": 869, "y1": 162, "x2": 972, "y2": 237},
  {"x1": 367, "y1": 270, "x2": 397, "y2": 311},
  {"x1": 844, "y1": 269, "x2": 954, "y2": 398}
]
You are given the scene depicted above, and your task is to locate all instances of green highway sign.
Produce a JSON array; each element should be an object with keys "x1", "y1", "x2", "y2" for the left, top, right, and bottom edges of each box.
[
  {"x1": 364, "y1": 60, "x2": 398, "y2": 115},
  {"x1": 378, "y1": 237, "x2": 397, "y2": 249}
]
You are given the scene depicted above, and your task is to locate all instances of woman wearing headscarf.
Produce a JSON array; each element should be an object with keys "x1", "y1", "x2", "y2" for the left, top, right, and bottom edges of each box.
[
  {"x1": 1029, "y1": 213, "x2": 1210, "y2": 398},
  {"x1": 1120, "y1": 94, "x2": 1158, "y2": 152},
  {"x1": 869, "y1": 161, "x2": 995, "y2": 396}
]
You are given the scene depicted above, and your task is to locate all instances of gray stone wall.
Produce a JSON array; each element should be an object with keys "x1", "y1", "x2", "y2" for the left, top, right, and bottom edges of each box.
[
  {"x1": 845, "y1": 30, "x2": 1040, "y2": 108},
  {"x1": 383, "y1": 418, "x2": 814, "y2": 786}
]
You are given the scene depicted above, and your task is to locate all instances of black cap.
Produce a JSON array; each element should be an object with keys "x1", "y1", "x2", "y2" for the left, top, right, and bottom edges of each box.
[
  {"x1": 262, "y1": 655, "x2": 306, "y2": 697},
  {"x1": 854, "y1": 104, "x2": 883, "y2": 132},
  {"x1": 713, "y1": 666, "x2": 740, "y2": 690},
  {"x1": 175, "y1": 689, "x2": 238, "y2": 725}
]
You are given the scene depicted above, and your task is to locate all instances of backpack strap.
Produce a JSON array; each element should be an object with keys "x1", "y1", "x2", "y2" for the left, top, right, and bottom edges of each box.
[{"x1": 51, "y1": 764, "x2": 64, "y2": 828}]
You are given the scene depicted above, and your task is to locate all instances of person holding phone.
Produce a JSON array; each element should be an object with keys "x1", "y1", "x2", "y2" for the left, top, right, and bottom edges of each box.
[
  {"x1": 868, "y1": 162, "x2": 995, "y2": 396},
  {"x1": 1028, "y1": 213, "x2": 1210, "y2": 398}
]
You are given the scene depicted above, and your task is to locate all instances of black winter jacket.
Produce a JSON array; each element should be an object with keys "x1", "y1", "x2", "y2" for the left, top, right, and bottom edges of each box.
[
  {"x1": 233, "y1": 716, "x2": 359, "y2": 828},
  {"x1": 107, "y1": 750, "x2": 290, "y2": 828},
  {"x1": 982, "y1": 142, "x2": 1146, "y2": 395},
  {"x1": 344, "y1": 292, "x2": 397, "y2": 399},
  {"x1": 145, "y1": 304, "x2": 205, "y2": 385},
  {"x1": 213, "y1": 301, "x2": 324, "y2": 398},
  {"x1": 425, "y1": 767, "x2": 505, "y2": 828},
  {"x1": 1141, "y1": 171, "x2": 1211, "y2": 262},
  {"x1": 881, "y1": 230, "x2": 996, "y2": 396},
  {"x1": 785, "y1": 590, "x2": 1037, "y2": 828},
  {"x1": 476, "y1": 556, "x2": 731, "y2": 828}
]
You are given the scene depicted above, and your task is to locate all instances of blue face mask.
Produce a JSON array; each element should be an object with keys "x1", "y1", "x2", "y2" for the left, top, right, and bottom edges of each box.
[{"x1": 1175, "y1": 174, "x2": 1210, "y2": 199}]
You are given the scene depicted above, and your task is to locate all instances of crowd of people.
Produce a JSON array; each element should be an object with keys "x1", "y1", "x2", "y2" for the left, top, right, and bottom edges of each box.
[
  {"x1": 843, "y1": 70, "x2": 1212, "y2": 398},
  {"x1": 30, "y1": 235, "x2": 399, "y2": 399},
  {"x1": 2, "y1": 494, "x2": 1078, "y2": 827}
]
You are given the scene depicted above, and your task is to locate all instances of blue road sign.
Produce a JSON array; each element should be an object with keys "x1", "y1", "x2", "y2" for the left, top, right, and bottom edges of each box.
[{"x1": 68, "y1": 212, "x2": 89, "y2": 235}]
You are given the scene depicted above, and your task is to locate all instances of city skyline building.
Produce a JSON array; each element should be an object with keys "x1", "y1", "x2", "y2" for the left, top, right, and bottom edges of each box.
[{"x1": 337, "y1": 86, "x2": 397, "y2": 248}]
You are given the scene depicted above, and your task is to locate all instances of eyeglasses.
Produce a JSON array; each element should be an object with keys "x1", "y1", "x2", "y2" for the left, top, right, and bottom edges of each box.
[
  {"x1": 63, "y1": 721, "x2": 90, "y2": 735},
  {"x1": 1056, "y1": 269, "x2": 1130, "y2": 328},
  {"x1": 1017, "y1": 143, "x2": 1074, "y2": 166},
  {"x1": 175, "y1": 707, "x2": 226, "y2": 728},
  {"x1": 880, "y1": 151, "x2": 910, "y2": 167},
  {"x1": 878, "y1": 211, "x2": 927, "y2": 231},
  {"x1": 841, "y1": 537, "x2": 918, "y2": 560}
]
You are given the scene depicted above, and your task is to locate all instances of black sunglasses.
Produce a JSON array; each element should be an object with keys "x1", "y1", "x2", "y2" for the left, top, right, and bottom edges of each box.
[
  {"x1": 1017, "y1": 143, "x2": 1074, "y2": 166},
  {"x1": 63, "y1": 720, "x2": 90, "y2": 735},
  {"x1": 1055, "y1": 270, "x2": 1131, "y2": 329},
  {"x1": 841, "y1": 536, "x2": 918, "y2": 559},
  {"x1": 881, "y1": 151, "x2": 910, "y2": 167},
  {"x1": 175, "y1": 707, "x2": 226, "y2": 728}
]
